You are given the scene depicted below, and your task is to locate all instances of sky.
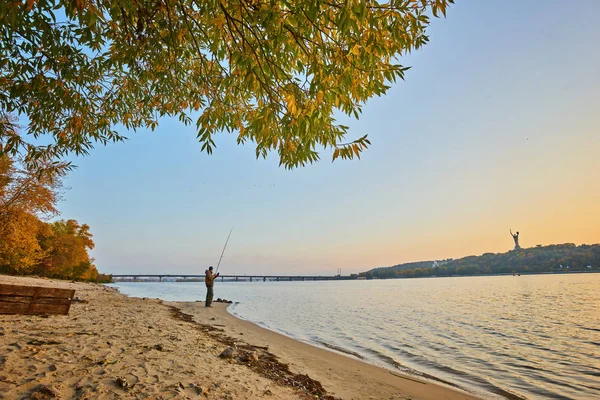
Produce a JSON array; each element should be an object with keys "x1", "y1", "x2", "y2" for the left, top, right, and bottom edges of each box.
[{"x1": 58, "y1": 0, "x2": 600, "y2": 276}]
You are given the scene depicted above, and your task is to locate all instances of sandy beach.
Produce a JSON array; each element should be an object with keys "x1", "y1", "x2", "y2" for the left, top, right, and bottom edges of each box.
[{"x1": 0, "y1": 275, "x2": 479, "y2": 400}]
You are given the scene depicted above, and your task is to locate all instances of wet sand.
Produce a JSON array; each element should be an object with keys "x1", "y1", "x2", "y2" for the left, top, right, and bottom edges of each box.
[{"x1": 0, "y1": 275, "x2": 479, "y2": 399}]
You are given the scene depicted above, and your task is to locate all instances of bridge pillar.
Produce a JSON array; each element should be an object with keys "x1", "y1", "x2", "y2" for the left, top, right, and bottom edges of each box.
[
  {"x1": 159, "y1": 276, "x2": 162, "y2": 282},
  {"x1": 221, "y1": 276, "x2": 223, "y2": 282},
  {"x1": 263, "y1": 277, "x2": 266, "y2": 282},
  {"x1": 235, "y1": 277, "x2": 238, "y2": 282},
  {"x1": 276, "y1": 277, "x2": 279, "y2": 281},
  {"x1": 250, "y1": 277, "x2": 253, "y2": 282},
  {"x1": 314, "y1": 277, "x2": 317, "y2": 281},
  {"x1": 302, "y1": 277, "x2": 305, "y2": 281},
  {"x1": 133, "y1": 277, "x2": 137, "y2": 282}
]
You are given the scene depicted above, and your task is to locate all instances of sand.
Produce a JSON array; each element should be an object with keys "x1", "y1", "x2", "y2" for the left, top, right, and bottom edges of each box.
[{"x1": 0, "y1": 275, "x2": 480, "y2": 400}]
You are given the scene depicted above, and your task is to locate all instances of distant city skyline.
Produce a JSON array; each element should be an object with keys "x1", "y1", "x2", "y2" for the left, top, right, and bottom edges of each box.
[{"x1": 58, "y1": 0, "x2": 599, "y2": 275}]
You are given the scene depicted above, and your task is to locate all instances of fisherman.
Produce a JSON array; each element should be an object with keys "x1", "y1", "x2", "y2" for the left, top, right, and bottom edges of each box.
[{"x1": 205, "y1": 266, "x2": 219, "y2": 307}]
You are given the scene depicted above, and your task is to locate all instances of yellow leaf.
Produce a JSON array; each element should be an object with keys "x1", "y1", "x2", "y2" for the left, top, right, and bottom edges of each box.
[
  {"x1": 332, "y1": 148, "x2": 340, "y2": 160},
  {"x1": 286, "y1": 94, "x2": 298, "y2": 116},
  {"x1": 213, "y1": 16, "x2": 226, "y2": 29},
  {"x1": 316, "y1": 91, "x2": 324, "y2": 104}
]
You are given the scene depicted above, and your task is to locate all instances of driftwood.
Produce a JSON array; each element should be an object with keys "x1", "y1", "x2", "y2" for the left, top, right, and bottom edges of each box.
[{"x1": 0, "y1": 283, "x2": 75, "y2": 315}]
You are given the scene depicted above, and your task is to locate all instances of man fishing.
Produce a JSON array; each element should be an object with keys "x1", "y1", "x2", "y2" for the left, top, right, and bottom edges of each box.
[
  {"x1": 205, "y1": 227, "x2": 232, "y2": 308},
  {"x1": 205, "y1": 266, "x2": 219, "y2": 307}
]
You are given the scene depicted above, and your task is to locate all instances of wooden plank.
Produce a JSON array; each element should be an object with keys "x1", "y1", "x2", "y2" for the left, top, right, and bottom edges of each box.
[
  {"x1": 0, "y1": 284, "x2": 75, "y2": 299},
  {"x1": 0, "y1": 301, "x2": 72, "y2": 315},
  {"x1": 0, "y1": 296, "x2": 72, "y2": 306},
  {"x1": 0, "y1": 294, "x2": 71, "y2": 304},
  {"x1": 34, "y1": 297, "x2": 73, "y2": 306},
  {"x1": 0, "y1": 295, "x2": 34, "y2": 304},
  {"x1": 0, "y1": 284, "x2": 37, "y2": 297},
  {"x1": 0, "y1": 302, "x2": 28, "y2": 314},
  {"x1": 26, "y1": 303, "x2": 71, "y2": 315}
]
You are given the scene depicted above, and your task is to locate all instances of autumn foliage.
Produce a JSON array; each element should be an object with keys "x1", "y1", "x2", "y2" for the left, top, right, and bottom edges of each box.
[
  {"x1": 0, "y1": 154, "x2": 108, "y2": 282},
  {"x1": 1, "y1": 0, "x2": 453, "y2": 169}
]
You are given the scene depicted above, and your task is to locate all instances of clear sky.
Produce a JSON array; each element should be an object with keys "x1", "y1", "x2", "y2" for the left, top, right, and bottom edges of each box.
[{"x1": 58, "y1": 0, "x2": 600, "y2": 275}]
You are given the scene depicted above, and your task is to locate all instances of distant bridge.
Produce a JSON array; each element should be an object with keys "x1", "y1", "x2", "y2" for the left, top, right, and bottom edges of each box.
[{"x1": 111, "y1": 274, "x2": 356, "y2": 282}]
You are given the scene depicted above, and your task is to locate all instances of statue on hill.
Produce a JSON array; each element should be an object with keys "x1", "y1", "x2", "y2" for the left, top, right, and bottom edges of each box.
[{"x1": 510, "y1": 229, "x2": 521, "y2": 250}]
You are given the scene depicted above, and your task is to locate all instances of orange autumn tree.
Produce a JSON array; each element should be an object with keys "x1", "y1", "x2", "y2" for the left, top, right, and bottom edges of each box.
[
  {"x1": 0, "y1": 152, "x2": 101, "y2": 280},
  {"x1": 0, "y1": 153, "x2": 60, "y2": 273},
  {"x1": 37, "y1": 219, "x2": 98, "y2": 280}
]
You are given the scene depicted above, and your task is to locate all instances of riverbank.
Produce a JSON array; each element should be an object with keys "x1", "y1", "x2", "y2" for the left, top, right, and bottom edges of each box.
[
  {"x1": 0, "y1": 275, "x2": 478, "y2": 399},
  {"x1": 173, "y1": 301, "x2": 480, "y2": 400}
]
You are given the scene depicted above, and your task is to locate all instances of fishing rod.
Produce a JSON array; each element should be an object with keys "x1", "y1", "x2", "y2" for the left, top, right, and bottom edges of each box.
[{"x1": 215, "y1": 227, "x2": 233, "y2": 274}]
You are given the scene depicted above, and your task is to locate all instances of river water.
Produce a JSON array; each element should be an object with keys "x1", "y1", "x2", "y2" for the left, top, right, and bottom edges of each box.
[{"x1": 113, "y1": 274, "x2": 600, "y2": 399}]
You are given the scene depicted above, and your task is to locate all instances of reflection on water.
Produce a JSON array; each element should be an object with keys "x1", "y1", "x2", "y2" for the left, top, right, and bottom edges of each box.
[{"x1": 114, "y1": 274, "x2": 600, "y2": 399}]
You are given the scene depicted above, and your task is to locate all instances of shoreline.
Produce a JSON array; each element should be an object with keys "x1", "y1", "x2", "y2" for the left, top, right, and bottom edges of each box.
[
  {"x1": 0, "y1": 274, "x2": 479, "y2": 399},
  {"x1": 171, "y1": 300, "x2": 482, "y2": 400},
  {"x1": 226, "y1": 304, "x2": 467, "y2": 392}
]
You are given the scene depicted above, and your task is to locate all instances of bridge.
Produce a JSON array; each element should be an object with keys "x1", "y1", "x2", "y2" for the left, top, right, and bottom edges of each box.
[{"x1": 111, "y1": 274, "x2": 355, "y2": 282}]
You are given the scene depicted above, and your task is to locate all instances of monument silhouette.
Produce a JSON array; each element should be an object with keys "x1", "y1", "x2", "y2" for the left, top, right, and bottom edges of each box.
[{"x1": 510, "y1": 229, "x2": 521, "y2": 250}]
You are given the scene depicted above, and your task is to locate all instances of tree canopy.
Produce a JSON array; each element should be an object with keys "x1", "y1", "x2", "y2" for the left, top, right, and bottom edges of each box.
[{"x1": 1, "y1": 0, "x2": 452, "y2": 168}]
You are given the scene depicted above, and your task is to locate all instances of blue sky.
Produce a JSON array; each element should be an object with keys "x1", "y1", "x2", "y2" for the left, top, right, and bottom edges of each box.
[{"x1": 58, "y1": 0, "x2": 600, "y2": 275}]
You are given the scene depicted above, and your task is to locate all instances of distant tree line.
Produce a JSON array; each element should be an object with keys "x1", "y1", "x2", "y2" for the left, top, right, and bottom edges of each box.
[
  {"x1": 362, "y1": 244, "x2": 600, "y2": 279},
  {"x1": 0, "y1": 153, "x2": 111, "y2": 283}
]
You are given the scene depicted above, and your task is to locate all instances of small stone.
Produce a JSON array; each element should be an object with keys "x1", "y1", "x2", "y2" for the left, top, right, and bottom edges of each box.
[
  {"x1": 48, "y1": 364, "x2": 57, "y2": 372},
  {"x1": 249, "y1": 351, "x2": 259, "y2": 362},
  {"x1": 198, "y1": 385, "x2": 210, "y2": 394},
  {"x1": 77, "y1": 390, "x2": 94, "y2": 400},
  {"x1": 30, "y1": 384, "x2": 58, "y2": 400},
  {"x1": 240, "y1": 350, "x2": 259, "y2": 363},
  {"x1": 190, "y1": 384, "x2": 204, "y2": 395},
  {"x1": 219, "y1": 347, "x2": 235, "y2": 359},
  {"x1": 115, "y1": 377, "x2": 129, "y2": 390}
]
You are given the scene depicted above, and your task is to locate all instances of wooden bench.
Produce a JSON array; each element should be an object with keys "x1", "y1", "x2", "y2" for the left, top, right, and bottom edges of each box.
[{"x1": 0, "y1": 283, "x2": 76, "y2": 315}]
